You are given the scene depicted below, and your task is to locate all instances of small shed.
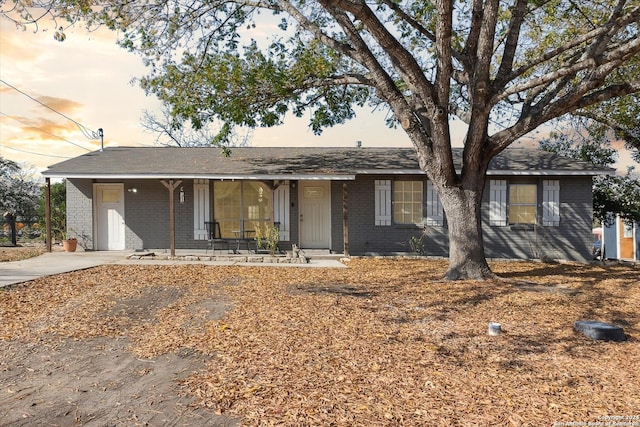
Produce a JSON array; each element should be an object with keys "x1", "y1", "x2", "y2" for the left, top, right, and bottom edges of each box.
[{"x1": 602, "y1": 215, "x2": 639, "y2": 261}]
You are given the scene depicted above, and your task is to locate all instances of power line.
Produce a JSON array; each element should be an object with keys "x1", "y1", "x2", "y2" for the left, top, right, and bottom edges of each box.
[
  {"x1": 0, "y1": 79, "x2": 103, "y2": 141},
  {"x1": 0, "y1": 112, "x2": 93, "y2": 152},
  {"x1": 1, "y1": 145, "x2": 72, "y2": 159}
]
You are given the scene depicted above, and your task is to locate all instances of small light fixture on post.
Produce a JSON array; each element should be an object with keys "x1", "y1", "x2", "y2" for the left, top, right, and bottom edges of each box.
[{"x1": 179, "y1": 186, "x2": 185, "y2": 204}]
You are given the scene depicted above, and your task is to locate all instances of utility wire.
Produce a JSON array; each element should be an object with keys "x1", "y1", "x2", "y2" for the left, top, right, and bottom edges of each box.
[
  {"x1": 0, "y1": 112, "x2": 93, "y2": 151},
  {"x1": 0, "y1": 79, "x2": 103, "y2": 141},
  {"x1": 1, "y1": 144, "x2": 72, "y2": 159}
]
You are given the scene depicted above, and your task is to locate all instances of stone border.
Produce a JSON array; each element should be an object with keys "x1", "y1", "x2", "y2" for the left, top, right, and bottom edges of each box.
[{"x1": 126, "y1": 252, "x2": 310, "y2": 264}]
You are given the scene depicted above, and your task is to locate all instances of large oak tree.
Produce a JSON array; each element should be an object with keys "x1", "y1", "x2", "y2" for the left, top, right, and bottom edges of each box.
[{"x1": 5, "y1": 0, "x2": 639, "y2": 279}]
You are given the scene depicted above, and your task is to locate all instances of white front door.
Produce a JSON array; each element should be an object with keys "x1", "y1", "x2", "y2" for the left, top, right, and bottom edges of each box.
[
  {"x1": 299, "y1": 181, "x2": 330, "y2": 249},
  {"x1": 95, "y1": 184, "x2": 125, "y2": 250}
]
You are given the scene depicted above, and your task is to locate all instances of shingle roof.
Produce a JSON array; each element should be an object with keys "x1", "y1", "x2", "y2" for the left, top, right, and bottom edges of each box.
[{"x1": 42, "y1": 146, "x2": 613, "y2": 179}]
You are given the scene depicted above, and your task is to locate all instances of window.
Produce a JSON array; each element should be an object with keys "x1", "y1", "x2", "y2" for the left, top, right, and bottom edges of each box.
[
  {"x1": 375, "y1": 179, "x2": 442, "y2": 227},
  {"x1": 623, "y1": 220, "x2": 633, "y2": 238},
  {"x1": 509, "y1": 184, "x2": 536, "y2": 224},
  {"x1": 491, "y1": 180, "x2": 560, "y2": 227},
  {"x1": 213, "y1": 181, "x2": 273, "y2": 238},
  {"x1": 393, "y1": 180, "x2": 423, "y2": 224}
]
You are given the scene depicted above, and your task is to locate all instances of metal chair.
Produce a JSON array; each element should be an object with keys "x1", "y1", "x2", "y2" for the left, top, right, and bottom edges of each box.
[{"x1": 205, "y1": 221, "x2": 230, "y2": 254}]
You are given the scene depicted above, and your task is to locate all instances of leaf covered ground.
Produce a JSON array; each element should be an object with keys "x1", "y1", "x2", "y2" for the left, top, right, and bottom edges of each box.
[
  {"x1": 0, "y1": 245, "x2": 45, "y2": 262},
  {"x1": 1, "y1": 258, "x2": 639, "y2": 426}
]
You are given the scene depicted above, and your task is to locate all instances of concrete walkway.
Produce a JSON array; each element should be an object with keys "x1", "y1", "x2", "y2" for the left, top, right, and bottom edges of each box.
[
  {"x1": 0, "y1": 251, "x2": 129, "y2": 288},
  {"x1": 0, "y1": 250, "x2": 346, "y2": 288}
]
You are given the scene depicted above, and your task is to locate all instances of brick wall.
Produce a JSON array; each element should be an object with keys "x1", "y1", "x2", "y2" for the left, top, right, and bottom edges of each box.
[
  {"x1": 342, "y1": 176, "x2": 447, "y2": 256},
  {"x1": 339, "y1": 175, "x2": 592, "y2": 261},
  {"x1": 482, "y1": 176, "x2": 593, "y2": 261},
  {"x1": 66, "y1": 179, "x2": 94, "y2": 249},
  {"x1": 67, "y1": 175, "x2": 593, "y2": 261},
  {"x1": 119, "y1": 179, "x2": 205, "y2": 250}
]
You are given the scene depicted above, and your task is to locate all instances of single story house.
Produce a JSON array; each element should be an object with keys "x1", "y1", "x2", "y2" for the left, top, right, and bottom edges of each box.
[
  {"x1": 42, "y1": 146, "x2": 612, "y2": 261},
  {"x1": 601, "y1": 215, "x2": 639, "y2": 261}
]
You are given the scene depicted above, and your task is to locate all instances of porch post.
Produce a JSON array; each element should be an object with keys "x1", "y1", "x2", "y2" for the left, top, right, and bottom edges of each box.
[
  {"x1": 160, "y1": 179, "x2": 182, "y2": 257},
  {"x1": 343, "y1": 182, "x2": 349, "y2": 257},
  {"x1": 45, "y1": 177, "x2": 52, "y2": 252}
]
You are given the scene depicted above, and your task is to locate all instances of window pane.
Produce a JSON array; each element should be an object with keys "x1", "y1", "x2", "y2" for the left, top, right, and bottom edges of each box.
[
  {"x1": 393, "y1": 181, "x2": 423, "y2": 224},
  {"x1": 243, "y1": 181, "x2": 273, "y2": 234},
  {"x1": 509, "y1": 206, "x2": 536, "y2": 224},
  {"x1": 509, "y1": 184, "x2": 536, "y2": 224},
  {"x1": 101, "y1": 189, "x2": 120, "y2": 203},
  {"x1": 214, "y1": 181, "x2": 241, "y2": 237},
  {"x1": 623, "y1": 221, "x2": 633, "y2": 238},
  {"x1": 303, "y1": 187, "x2": 324, "y2": 199},
  {"x1": 510, "y1": 185, "x2": 536, "y2": 204}
]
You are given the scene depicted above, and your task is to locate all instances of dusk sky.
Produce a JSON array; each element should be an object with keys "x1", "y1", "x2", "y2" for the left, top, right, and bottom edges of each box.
[
  {"x1": 0, "y1": 15, "x2": 635, "y2": 176},
  {"x1": 0, "y1": 17, "x2": 419, "y2": 175}
]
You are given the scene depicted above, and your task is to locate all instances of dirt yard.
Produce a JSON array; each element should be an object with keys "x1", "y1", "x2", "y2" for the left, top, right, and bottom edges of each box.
[{"x1": 1, "y1": 258, "x2": 638, "y2": 426}]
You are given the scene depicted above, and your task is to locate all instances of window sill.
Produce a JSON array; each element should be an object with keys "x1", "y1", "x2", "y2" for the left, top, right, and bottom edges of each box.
[{"x1": 509, "y1": 224, "x2": 536, "y2": 231}]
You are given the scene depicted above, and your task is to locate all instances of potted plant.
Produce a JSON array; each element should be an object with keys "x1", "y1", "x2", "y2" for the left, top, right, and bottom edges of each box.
[{"x1": 61, "y1": 229, "x2": 78, "y2": 252}]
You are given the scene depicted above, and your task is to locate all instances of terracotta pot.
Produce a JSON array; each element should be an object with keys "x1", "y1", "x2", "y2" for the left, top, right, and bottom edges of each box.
[{"x1": 62, "y1": 238, "x2": 78, "y2": 252}]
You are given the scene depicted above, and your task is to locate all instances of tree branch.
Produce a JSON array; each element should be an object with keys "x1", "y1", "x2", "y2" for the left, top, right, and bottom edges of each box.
[
  {"x1": 462, "y1": 0, "x2": 484, "y2": 69},
  {"x1": 489, "y1": 79, "x2": 640, "y2": 154},
  {"x1": 493, "y1": 0, "x2": 528, "y2": 89},
  {"x1": 575, "y1": 109, "x2": 640, "y2": 148},
  {"x1": 504, "y1": 5, "x2": 640, "y2": 85},
  {"x1": 276, "y1": 1, "x2": 358, "y2": 62},
  {"x1": 316, "y1": 0, "x2": 438, "y2": 154},
  {"x1": 380, "y1": 0, "x2": 465, "y2": 67},
  {"x1": 491, "y1": 36, "x2": 640, "y2": 106},
  {"x1": 320, "y1": 0, "x2": 436, "y2": 110}
]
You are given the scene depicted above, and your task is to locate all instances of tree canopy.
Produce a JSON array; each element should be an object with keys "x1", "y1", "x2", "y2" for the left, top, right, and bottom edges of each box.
[
  {"x1": 540, "y1": 132, "x2": 640, "y2": 225},
  {"x1": 1, "y1": 157, "x2": 42, "y2": 245},
  {"x1": 1, "y1": 157, "x2": 40, "y2": 222},
  {"x1": 4, "y1": 0, "x2": 639, "y2": 278}
]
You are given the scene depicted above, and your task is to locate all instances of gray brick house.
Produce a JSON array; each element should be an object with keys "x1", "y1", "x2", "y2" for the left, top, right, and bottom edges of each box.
[{"x1": 42, "y1": 146, "x2": 612, "y2": 261}]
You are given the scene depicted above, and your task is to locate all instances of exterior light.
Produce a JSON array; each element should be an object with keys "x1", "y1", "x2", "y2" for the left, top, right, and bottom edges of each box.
[
  {"x1": 179, "y1": 186, "x2": 185, "y2": 204},
  {"x1": 128, "y1": 188, "x2": 137, "y2": 193}
]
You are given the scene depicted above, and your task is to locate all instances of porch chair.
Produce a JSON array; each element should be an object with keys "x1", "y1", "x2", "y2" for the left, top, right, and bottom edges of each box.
[{"x1": 205, "y1": 221, "x2": 230, "y2": 254}]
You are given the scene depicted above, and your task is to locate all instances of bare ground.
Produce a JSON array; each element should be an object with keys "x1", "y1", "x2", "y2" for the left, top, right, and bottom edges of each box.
[{"x1": 1, "y1": 257, "x2": 639, "y2": 426}]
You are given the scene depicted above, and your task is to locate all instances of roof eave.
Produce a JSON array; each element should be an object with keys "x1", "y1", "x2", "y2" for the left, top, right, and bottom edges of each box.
[
  {"x1": 486, "y1": 170, "x2": 614, "y2": 176},
  {"x1": 43, "y1": 169, "x2": 614, "y2": 179},
  {"x1": 356, "y1": 169, "x2": 613, "y2": 176},
  {"x1": 41, "y1": 172, "x2": 357, "y2": 181}
]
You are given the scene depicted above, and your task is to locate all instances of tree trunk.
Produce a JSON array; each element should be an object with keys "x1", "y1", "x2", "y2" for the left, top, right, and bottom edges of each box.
[
  {"x1": 439, "y1": 185, "x2": 496, "y2": 281},
  {"x1": 3, "y1": 211, "x2": 18, "y2": 246}
]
